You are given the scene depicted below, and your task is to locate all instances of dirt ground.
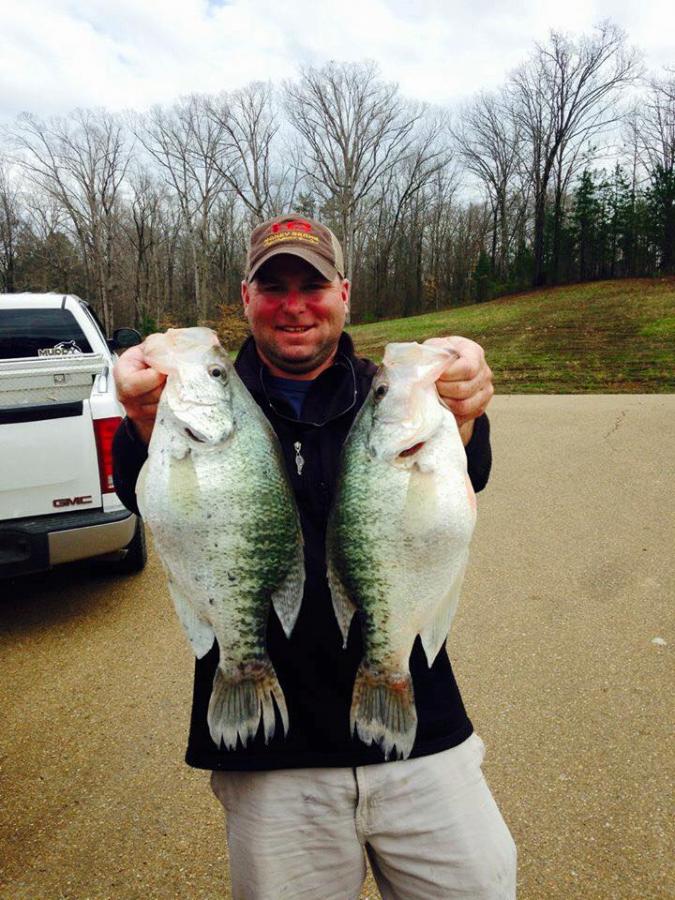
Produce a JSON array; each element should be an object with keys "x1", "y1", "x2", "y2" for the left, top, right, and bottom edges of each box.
[{"x1": 1, "y1": 395, "x2": 673, "y2": 899}]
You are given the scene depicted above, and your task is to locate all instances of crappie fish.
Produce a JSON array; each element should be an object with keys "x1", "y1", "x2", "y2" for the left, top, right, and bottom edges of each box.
[
  {"x1": 326, "y1": 340, "x2": 477, "y2": 760},
  {"x1": 137, "y1": 327, "x2": 304, "y2": 750}
]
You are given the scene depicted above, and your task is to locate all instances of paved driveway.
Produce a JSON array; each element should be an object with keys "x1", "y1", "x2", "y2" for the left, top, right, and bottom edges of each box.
[
  {"x1": 1, "y1": 395, "x2": 672, "y2": 899},
  {"x1": 458, "y1": 395, "x2": 673, "y2": 899}
]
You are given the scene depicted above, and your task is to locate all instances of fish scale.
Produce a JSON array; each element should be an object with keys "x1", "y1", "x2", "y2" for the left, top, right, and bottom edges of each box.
[
  {"x1": 137, "y1": 327, "x2": 305, "y2": 751},
  {"x1": 327, "y1": 340, "x2": 476, "y2": 760}
]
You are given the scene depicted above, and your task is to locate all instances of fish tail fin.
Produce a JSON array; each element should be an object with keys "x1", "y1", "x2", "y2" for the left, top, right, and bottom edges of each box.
[
  {"x1": 350, "y1": 662, "x2": 417, "y2": 760},
  {"x1": 208, "y1": 657, "x2": 289, "y2": 750}
]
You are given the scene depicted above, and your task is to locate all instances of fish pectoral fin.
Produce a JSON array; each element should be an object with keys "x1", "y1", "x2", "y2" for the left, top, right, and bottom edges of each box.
[
  {"x1": 419, "y1": 568, "x2": 466, "y2": 667},
  {"x1": 326, "y1": 559, "x2": 357, "y2": 648},
  {"x1": 271, "y1": 537, "x2": 306, "y2": 639},
  {"x1": 167, "y1": 577, "x2": 215, "y2": 658}
]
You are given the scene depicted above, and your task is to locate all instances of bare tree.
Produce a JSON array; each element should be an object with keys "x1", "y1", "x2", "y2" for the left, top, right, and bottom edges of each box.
[
  {"x1": 134, "y1": 95, "x2": 229, "y2": 320},
  {"x1": 632, "y1": 71, "x2": 675, "y2": 174},
  {"x1": 0, "y1": 159, "x2": 23, "y2": 293},
  {"x1": 11, "y1": 109, "x2": 131, "y2": 330},
  {"x1": 448, "y1": 201, "x2": 492, "y2": 303},
  {"x1": 22, "y1": 191, "x2": 85, "y2": 293},
  {"x1": 120, "y1": 168, "x2": 171, "y2": 329},
  {"x1": 423, "y1": 168, "x2": 460, "y2": 309},
  {"x1": 210, "y1": 193, "x2": 248, "y2": 304},
  {"x1": 366, "y1": 114, "x2": 452, "y2": 315},
  {"x1": 284, "y1": 61, "x2": 426, "y2": 281},
  {"x1": 454, "y1": 90, "x2": 523, "y2": 279},
  {"x1": 206, "y1": 83, "x2": 292, "y2": 223},
  {"x1": 510, "y1": 22, "x2": 639, "y2": 285},
  {"x1": 633, "y1": 72, "x2": 675, "y2": 271}
]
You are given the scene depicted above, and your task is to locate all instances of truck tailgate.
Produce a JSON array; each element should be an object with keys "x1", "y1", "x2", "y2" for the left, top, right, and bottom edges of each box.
[{"x1": 0, "y1": 401, "x2": 103, "y2": 520}]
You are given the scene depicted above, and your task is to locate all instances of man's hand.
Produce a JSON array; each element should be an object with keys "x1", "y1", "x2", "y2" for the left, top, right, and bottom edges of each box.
[
  {"x1": 426, "y1": 336, "x2": 494, "y2": 445},
  {"x1": 113, "y1": 341, "x2": 166, "y2": 445}
]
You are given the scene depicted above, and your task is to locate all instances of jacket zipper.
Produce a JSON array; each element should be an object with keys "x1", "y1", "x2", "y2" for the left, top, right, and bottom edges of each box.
[{"x1": 294, "y1": 441, "x2": 305, "y2": 476}]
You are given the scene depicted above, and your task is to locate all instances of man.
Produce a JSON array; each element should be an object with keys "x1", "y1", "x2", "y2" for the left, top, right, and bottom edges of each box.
[{"x1": 112, "y1": 215, "x2": 516, "y2": 899}]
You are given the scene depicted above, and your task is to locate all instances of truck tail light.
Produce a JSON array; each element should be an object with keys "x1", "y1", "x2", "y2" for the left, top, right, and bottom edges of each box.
[{"x1": 94, "y1": 416, "x2": 122, "y2": 494}]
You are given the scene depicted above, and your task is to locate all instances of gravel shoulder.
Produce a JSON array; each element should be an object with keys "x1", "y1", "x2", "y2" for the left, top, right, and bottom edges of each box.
[{"x1": 1, "y1": 395, "x2": 673, "y2": 899}]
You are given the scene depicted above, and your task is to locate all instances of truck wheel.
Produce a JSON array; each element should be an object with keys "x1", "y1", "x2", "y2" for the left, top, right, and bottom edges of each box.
[{"x1": 110, "y1": 519, "x2": 147, "y2": 574}]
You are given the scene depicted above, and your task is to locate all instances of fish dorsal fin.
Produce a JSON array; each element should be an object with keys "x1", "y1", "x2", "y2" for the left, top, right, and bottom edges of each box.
[
  {"x1": 166, "y1": 574, "x2": 215, "y2": 658},
  {"x1": 419, "y1": 556, "x2": 469, "y2": 667},
  {"x1": 271, "y1": 535, "x2": 306, "y2": 639}
]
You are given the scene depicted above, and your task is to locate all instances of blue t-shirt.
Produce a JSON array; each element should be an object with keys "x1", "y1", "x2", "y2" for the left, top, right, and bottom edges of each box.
[{"x1": 267, "y1": 375, "x2": 314, "y2": 418}]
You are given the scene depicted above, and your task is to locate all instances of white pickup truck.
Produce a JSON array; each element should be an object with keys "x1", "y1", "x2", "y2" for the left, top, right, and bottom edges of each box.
[{"x1": 0, "y1": 292, "x2": 147, "y2": 578}]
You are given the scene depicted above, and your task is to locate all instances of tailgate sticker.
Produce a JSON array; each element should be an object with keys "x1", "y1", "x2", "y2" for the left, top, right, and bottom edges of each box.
[{"x1": 38, "y1": 341, "x2": 84, "y2": 357}]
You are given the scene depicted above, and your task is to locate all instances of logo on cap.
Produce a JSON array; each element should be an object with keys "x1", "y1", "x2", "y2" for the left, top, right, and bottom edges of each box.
[
  {"x1": 262, "y1": 220, "x2": 320, "y2": 249},
  {"x1": 271, "y1": 220, "x2": 312, "y2": 234}
]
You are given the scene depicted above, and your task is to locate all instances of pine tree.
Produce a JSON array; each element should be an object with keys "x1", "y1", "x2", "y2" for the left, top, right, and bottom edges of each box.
[
  {"x1": 647, "y1": 165, "x2": 675, "y2": 273},
  {"x1": 573, "y1": 169, "x2": 600, "y2": 280},
  {"x1": 471, "y1": 249, "x2": 494, "y2": 302}
]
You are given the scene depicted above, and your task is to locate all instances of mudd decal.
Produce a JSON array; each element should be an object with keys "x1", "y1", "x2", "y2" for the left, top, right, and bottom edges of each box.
[{"x1": 38, "y1": 341, "x2": 84, "y2": 357}]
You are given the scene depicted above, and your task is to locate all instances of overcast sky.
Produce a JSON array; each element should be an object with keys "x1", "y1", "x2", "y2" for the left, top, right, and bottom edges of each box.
[{"x1": 1, "y1": 0, "x2": 672, "y2": 126}]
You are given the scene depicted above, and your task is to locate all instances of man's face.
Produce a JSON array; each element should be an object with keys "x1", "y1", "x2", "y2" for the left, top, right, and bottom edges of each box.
[{"x1": 242, "y1": 255, "x2": 350, "y2": 379}]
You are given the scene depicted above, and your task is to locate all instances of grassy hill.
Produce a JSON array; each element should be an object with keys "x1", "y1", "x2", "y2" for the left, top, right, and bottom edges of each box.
[{"x1": 347, "y1": 278, "x2": 675, "y2": 392}]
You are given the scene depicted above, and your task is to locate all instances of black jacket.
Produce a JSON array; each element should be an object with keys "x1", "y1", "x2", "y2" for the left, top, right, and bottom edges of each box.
[{"x1": 112, "y1": 332, "x2": 492, "y2": 770}]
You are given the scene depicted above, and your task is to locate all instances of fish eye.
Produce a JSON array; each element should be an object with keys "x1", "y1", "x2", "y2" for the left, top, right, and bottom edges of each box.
[
  {"x1": 208, "y1": 365, "x2": 227, "y2": 380},
  {"x1": 374, "y1": 383, "x2": 388, "y2": 401}
]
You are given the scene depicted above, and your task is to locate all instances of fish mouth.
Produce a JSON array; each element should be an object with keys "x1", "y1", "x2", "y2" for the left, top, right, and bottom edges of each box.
[
  {"x1": 398, "y1": 441, "x2": 426, "y2": 458},
  {"x1": 183, "y1": 425, "x2": 231, "y2": 446},
  {"x1": 185, "y1": 427, "x2": 206, "y2": 443}
]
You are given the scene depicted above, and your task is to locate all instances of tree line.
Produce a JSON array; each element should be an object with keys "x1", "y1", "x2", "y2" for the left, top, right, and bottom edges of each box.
[{"x1": 0, "y1": 21, "x2": 673, "y2": 336}]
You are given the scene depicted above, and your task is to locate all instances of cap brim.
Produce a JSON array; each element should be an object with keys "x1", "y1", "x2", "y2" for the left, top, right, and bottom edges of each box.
[{"x1": 248, "y1": 245, "x2": 339, "y2": 282}]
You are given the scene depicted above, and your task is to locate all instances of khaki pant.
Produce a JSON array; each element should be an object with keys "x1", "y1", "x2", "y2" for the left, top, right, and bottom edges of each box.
[{"x1": 211, "y1": 733, "x2": 516, "y2": 899}]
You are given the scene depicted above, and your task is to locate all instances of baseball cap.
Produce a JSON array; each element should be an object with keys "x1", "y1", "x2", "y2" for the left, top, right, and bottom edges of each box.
[{"x1": 246, "y1": 214, "x2": 345, "y2": 282}]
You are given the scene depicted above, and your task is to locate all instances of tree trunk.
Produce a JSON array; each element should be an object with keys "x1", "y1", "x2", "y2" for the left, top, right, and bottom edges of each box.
[{"x1": 533, "y1": 192, "x2": 547, "y2": 286}]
